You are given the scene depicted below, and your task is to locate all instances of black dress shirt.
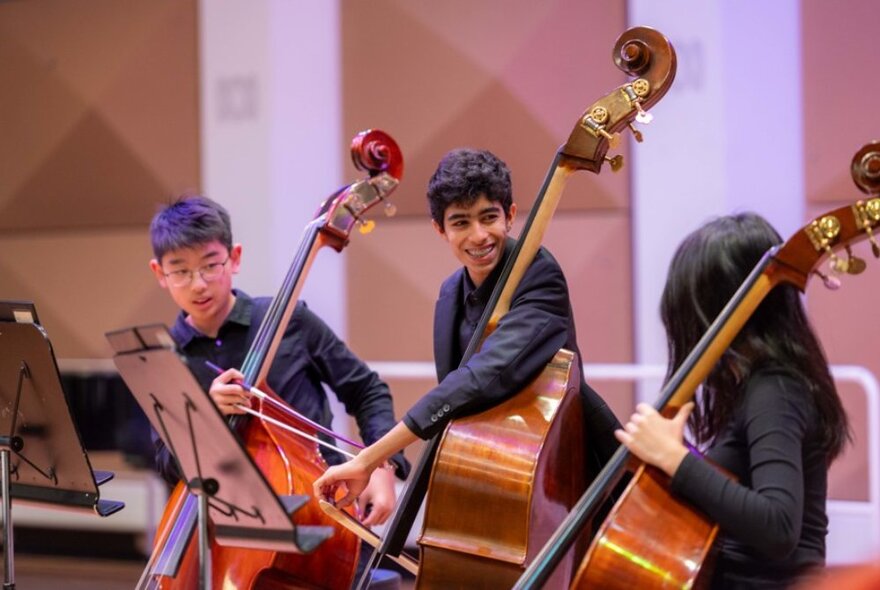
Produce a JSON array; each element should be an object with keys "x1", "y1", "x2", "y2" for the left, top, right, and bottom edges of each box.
[
  {"x1": 153, "y1": 290, "x2": 409, "y2": 484},
  {"x1": 670, "y1": 369, "x2": 828, "y2": 588}
]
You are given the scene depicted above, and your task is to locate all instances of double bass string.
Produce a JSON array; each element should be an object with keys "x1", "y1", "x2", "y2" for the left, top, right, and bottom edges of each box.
[
  {"x1": 234, "y1": 405, "x2": 357, "y2": 459},
  {"x1": 204, "y1": 360, "x2": 365, "y2": 451},
  {"x1": 238, "y1": 218, "x2": 323, "y2": 386}
]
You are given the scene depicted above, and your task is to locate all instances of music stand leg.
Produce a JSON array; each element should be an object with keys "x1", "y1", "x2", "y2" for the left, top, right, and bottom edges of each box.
[
  {"x1": 1, "y1": 449, "x2": 15, "y2": 590},
  {"x1": 197, "y1": 492, "x2": 211, "y2": 590}
]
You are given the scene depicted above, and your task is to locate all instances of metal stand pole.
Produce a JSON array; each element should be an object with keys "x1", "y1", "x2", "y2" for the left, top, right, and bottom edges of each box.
[
  {"x1": 197, "y1": 491, "x2": 211, "y2": 590},
  {"x1": 1, "y1": 449, "x2": 15, "y2": 590},
  {"x1": 190, "y1": 476, "x2": 219, "y2": 590}
]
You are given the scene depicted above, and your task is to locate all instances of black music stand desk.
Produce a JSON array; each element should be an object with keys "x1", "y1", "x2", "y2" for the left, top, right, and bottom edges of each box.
[
  {"x1": 106, "y1": 324, "x2": 331, "y2": 590},
  {"x1": 0, "y1": 308, "x2": 124, "y2": 590}
]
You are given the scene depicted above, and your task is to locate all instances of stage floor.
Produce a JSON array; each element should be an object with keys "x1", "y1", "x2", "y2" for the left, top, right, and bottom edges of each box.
[{"x1": 7, "y1": 554, "x2": 418, "y2": 589}]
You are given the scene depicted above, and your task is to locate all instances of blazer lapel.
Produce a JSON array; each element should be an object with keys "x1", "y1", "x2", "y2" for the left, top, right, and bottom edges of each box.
[{"x1": 433, "y1": 270, "x2": 463, "y2": 382}]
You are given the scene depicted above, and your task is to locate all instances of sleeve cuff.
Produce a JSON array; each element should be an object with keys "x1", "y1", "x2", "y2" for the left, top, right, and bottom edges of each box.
[
  {"x1": 387, "y1": 452, "x2": 411, "y2": 480},
  {"x1": 669, "y1": 450, "x2": 699, "y2": 493},
  {"x1": 403, "y1": 413, "x2": 431, "y2": 440}
]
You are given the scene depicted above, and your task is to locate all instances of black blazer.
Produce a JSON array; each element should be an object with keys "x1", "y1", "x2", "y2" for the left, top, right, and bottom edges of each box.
[{"x1": 402, "y1": 240, "x2": 620, "y2": 467}]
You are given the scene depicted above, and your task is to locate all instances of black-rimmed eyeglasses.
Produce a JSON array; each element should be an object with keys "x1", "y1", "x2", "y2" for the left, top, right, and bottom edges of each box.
[{"x1": 163, "y1": 257, "x2": 230, "y2": 288}]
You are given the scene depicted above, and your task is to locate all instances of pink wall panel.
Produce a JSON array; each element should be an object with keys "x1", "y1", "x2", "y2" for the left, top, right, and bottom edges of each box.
[
  {"x1": 802, "y1": 0, "x2": 880, "y2": 502},
  {"x1": 346, "y1": 210, "x2": 635, "y2": 425},
  {"x1": 342, "y1": 1, "x2": 633, "y2": 431},
  {"x1": 0, "y1": 0, "x2": 199, "y2": 231},
  {"x1": 0, "y1": 0, "x2": 198, "y2": 359},
  {"x1": 341, "y1": 0, "x2": 631, "y2": 217},
  {"x1": 803, "y1": 0, "x2": 880, "y2": 205},
  {"x1": 806, "y1": 207, "x2": 879, "y2": 502}
]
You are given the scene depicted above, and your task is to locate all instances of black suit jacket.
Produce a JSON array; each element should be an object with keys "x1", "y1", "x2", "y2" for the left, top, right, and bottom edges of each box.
[{"x1": 402, "y1": 240, "x2": 620, "y2": 468}]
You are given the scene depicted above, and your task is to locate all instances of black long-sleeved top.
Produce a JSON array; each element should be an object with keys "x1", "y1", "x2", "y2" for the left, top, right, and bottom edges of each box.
[
  {"x1": 153, "y1": 290, "x2": 409, "y2": 485},
  {"x1": 404, "y1": 238, "x2": 621, "y2": 470},
  {"x1": 670, "y1": 369, "x2": 828, "y2": 588}
]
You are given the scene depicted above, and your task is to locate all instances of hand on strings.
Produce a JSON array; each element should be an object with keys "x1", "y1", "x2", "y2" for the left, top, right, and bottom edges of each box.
[
  {"x1": 315, "y1": 422, "x2": 416, "y2": 510},
  {"x1": 357, "y1": 462, "x2": 397, "y2": 527},
  {"x1": 209, "y1": 368, "x2": 252, "y2": 416},
  {"x1": 614, "y1": 402, "x2": 694, "y2": 477},
  {"x1": 313, "y1": 455, "x2": 374, "y2": 509}
]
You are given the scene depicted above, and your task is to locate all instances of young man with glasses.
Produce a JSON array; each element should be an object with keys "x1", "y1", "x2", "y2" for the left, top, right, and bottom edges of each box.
[{"x1": 147, "y1": 195, "x2": 409, "y2": 530}]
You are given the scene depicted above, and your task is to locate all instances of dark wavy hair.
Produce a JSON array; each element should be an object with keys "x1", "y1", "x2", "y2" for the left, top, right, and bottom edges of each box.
[
  {"x1": 427, "y1": 148, "x2": 513, "y2": 229},
  {"x1": 660, "y1": 212, "x2": 849, "y2": 460},
  {"x1": 149, "y1": 195, "x2": 233, "y2": 261}
]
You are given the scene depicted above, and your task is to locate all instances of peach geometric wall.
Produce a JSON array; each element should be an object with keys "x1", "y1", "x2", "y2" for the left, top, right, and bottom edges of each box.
[
  {"x1": 0, "y1": 1, "x2": 199, "y2": 231},
  {"x1": 0, "y1": 1, "x2": 198, "y2": 356},
  {"x1": 342, "y1": 0, "x2": 636, "y2": 429}
]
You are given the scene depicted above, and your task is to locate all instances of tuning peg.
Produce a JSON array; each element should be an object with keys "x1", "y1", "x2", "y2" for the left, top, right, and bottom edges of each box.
[
  {"x1": 805, "y1": 215, "x2": 845, "y2": 277},
  {"x1": 813, "y1": 269, "x2": 841, "y2": 290},
  {"x1": 358, "y1": 219, "x2": 376, "y2": 235},
  {"x1": 622, "y1": 79, "x2": 654, "y2": 125},
  {"x1": 843, "y1": 245, "x2": 867, "y2": 274},
  {"x1": 847, "y1": 256, "x2": 867, "y2": 274},
  {"x1": 602, "y1": 130, "x2": 621, "y2": 149},
  {"x1": 384, "y1": 200, "x2": 397, "y2": 217},
  {"x1": 627, "y1": 122, "x2": 643, "y2": 143},
  {"x1": 830, "y1": 254, "x2": 849, "y2": 274},
  {"x1": 604, "y1": 155, "x2": 624, "y2": 172},
  {"x1": 853, "y1": 200, "x2": 880, "y2": 258},
  {"x1": 634, "y1": 102, "x2": 653, "y2": 125},
  {"x1": 869, "y1": 234, "x2": 880, "y2": 258},
  {"x1": 822, "y1": 223, "x2": 864, "y2": 275},
  {"x1": 581, "y1": 108, "x2": 620, "y2": 149}
]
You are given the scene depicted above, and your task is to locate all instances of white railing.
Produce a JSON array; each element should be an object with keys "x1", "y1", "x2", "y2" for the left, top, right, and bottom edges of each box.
[
  {"x1": 53, "y1": 358, "x2": 880, "y2": 563},
  {"x1": 366, "y1": 361, "x2": 880, "y2": 565}
]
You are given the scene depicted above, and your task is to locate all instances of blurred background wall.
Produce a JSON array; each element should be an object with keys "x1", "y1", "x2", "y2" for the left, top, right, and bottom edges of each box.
[{"x1": 2, "y1": 0, "x2": 880, "y2": 562}]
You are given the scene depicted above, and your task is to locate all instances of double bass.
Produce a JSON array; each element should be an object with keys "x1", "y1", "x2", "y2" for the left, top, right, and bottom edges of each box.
[
  {"x1": 138, "y1": 130, "x2": 403, "y2": 589},
  {"x1": 350, "y1": 27, "x2": 675, "y2": 589},
  {"x1": 515, "y1": 142, "x2": 880, "y2": 588}
]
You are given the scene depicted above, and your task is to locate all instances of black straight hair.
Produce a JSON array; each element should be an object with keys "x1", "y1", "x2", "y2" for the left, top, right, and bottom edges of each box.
[
  {"x1": 149, "y1": 195, "x2": 233, "y2": 261},
  {"x1": 660, "y1": 212, "x2": 850, "y2": 460}
]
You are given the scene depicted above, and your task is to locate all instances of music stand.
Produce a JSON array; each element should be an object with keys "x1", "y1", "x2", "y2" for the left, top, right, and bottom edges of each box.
[
  {"x1": 0, "y1": 300, "x2": 124, "y2": 590},
  {"x1": 106, "y1": 324, "x2": 332, "y2": 590}
]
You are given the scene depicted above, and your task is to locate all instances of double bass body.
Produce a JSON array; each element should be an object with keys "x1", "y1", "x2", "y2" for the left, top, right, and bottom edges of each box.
[
  {"x1": 418, "y1": 349, "x2": 587, "y2": 589},
  {"x1": 212, "y1": 391, "x2": 360, "y2": 589},
  {"x1": 570, "y1": 463, "x2": 717, "y2": 589}
]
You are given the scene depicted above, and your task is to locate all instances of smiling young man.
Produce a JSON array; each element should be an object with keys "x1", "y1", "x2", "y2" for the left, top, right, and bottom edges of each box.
[
  {"x1": 147, "y1": 196, "x2": 409, "y2": 534},
  {"x1": 315, "y1": 148, "x2": 620, "y2": 510}
]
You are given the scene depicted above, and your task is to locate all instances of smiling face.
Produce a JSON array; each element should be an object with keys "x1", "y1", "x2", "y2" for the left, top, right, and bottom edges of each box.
[
  {"x1": 149, "y1": 239, "x2": 242, "y2": 337},
  {"x1": 434, "y1": 194, "x2": 517, "y2": 287}
]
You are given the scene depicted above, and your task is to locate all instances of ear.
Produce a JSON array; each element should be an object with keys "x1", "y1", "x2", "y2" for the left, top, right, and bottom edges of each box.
[
  {"x1": 506, "y1": 202, "x2": 518, "y2": 229},
  {"x1": 431, "y1": 219, "x2": 448, "y2": 240},
  {"x1": 149, "y1": 259, "x2": 168, "y2": 289},
  {"x1": 228, "y1": 243, "x2": 243, "y2": 274}
]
